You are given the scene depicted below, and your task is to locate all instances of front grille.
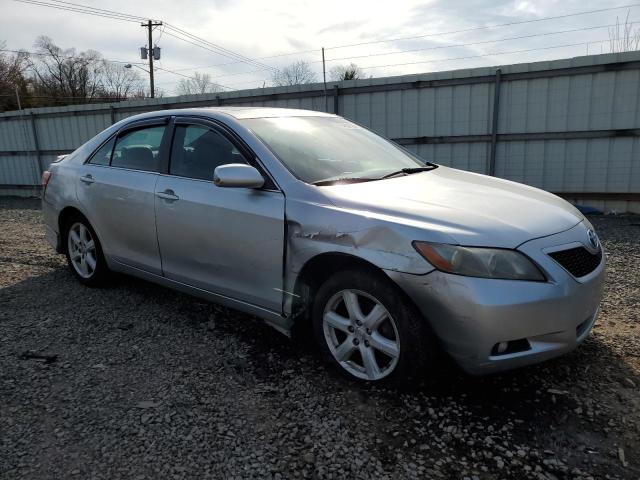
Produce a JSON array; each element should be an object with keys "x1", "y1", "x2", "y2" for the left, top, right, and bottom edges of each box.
[{"x1": 548, "y1": 246, "x2": 602, "y2": 278}]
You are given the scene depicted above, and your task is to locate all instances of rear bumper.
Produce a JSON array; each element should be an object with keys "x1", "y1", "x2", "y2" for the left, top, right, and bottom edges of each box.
[
  {"x1": 42, "y1": 198, "x2": 62, "y2": 253},
  {"x1": 44, "y1": 224, "x2": 61, "y2": 253},
  {"x1": 386, "y1": 222, "x2": 605, "y2": 375}
]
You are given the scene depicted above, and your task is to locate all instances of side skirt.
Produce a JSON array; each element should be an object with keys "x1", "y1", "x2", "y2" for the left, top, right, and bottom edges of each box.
[{"x1": 110, "y1": 259, "x2": 293, "y2": 337}]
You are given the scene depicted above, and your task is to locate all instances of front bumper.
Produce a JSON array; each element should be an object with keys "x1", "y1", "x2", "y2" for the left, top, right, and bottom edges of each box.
[{"x1": 386, "y1": 222, "x2": 605, "y2": 375}]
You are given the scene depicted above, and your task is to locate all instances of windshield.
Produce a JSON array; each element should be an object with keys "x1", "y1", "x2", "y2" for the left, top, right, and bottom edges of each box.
[{"x1": 242, "y1": 116, "x2": 426, "y2": 184}]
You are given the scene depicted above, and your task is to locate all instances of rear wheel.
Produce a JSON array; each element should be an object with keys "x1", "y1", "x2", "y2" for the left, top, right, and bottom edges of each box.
[
  {"x1": 312, "y1": 269, "x2": 434, "y2": 383},
  {"x1": 64, "y1": 214, "x2": 110, "y2": 286}
]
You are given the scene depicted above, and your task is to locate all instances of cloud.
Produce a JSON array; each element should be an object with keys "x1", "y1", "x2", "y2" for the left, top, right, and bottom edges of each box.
[
  {"x1": 1, "y1": 0, "x2": 627, "y2": 93},
  {"x1": 284, "y1": 37, "x2": 314, "y2": 52},
  {"x1": 317, "y1": 21, "x2": 365, "y2": 35}
]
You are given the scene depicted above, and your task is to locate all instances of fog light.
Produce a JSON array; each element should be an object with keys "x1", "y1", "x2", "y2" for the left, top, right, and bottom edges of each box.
[{"x1": 491, "y1": 338, "x2": 531, "y2": 356}]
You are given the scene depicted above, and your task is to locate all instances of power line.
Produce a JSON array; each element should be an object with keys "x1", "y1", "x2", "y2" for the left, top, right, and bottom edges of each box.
[
  {"x1": 319, "y1": 22, "x2": 631, "y2": 64},
  {"x1": 160, "y1": 30, "x2": 271, "y2": 73},
  {"x1": 162, "y1": 23, "x2": 276, "y2": 72},
  {"x1": 323, "y1": 3, "x2": 640, "y2": 51},
  {"x1": 42, "y1": 0, "x2": 146, "y2": 20},
  {"x1": 156, "y1": 24, "x2": 166, "y2": 42},
  {"x1": 167, "y1": 20, "x2": 628, "y2": 76},
  {"x1": 218, "y1": 37, "x2": 613, "y2": 89},
  {"x1": 1, "y1": 47, "x2": 235, "y2": 92},
  {"x1": 357, "y1": 39, "x2": 612, "y2": 72},
  {"x1": 10, "y1": 0, "x2": 275, "y2": 73},
  {"x1": 153, "y1": 66, "x2": 235, "y2": 91},
  {"x1": 0, "y1": 47, "x2": 146, "y2": 65},
  {"x1": 11, "y1": 0, "x2": 635, "y2": 95},
  {"x1": 11, "y1": 0, "x2": 144, "y2": 22},
  {"x1": 155, "y1": 64, "x2": 269, "y2": 81},
  {"x1": 224, "y1": 77, "x2": 273, "y2": 88},
  {"x1": 204, "y1": 38, "x2": 613, "y2": 88},
  {"x1": 160, "y1": 30, "x2": 278, "y2": 76},
  {"x1": 160, "y1": 3, "x2": 640, "y2": 73},
  {"x1": 170, "y1": 48, "x2": 321, "y2": 72},
  {"x1": 11, "y1": 0, "x2": 637, "y2": 76}
]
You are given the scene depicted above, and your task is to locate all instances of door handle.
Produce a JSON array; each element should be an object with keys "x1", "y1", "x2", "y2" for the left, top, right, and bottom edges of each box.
[
  {"x1": 80, "y1": 174, "x2": 95, "y2": 184},
  {"x1": 156, "y1": 189, "x2": 179, "y2": 201}
]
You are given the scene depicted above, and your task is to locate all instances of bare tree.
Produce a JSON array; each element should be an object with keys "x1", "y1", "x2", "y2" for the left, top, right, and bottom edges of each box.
[
  {"x1": 329, "y1": 63, "x2": 367, "y2": 81},
  {"x1": 609, "y1": 11, "x2": 640, "y2": 53},
  {"x1": 271, "y1": 61, "x2": 317, "y2": 86},
  {"x1": 100, "y1": 61, "x2": 144, "y2": 100},
  {"x1": 176, "y1": 72, "x2": 222, "y2": 95},
  {"x1": 0, "y1": 41, "x2": 28, "y2": 111},
  {"x1": 3, "y1": 37, "x2": 155, "y2": 109},
  {"x1": 29, "y1": 36, "x2": 104, "y2": 103}
]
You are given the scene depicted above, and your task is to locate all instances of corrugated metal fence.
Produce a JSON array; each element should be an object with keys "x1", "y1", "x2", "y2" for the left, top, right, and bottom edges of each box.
[{"x1": 1, "y1": 51, "x2": 639, "y2": 212}]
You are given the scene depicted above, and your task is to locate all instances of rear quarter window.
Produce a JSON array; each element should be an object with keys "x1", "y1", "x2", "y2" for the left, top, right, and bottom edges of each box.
[{"x1": 88, "y1": 137, "x2": 116, "y2": 166}]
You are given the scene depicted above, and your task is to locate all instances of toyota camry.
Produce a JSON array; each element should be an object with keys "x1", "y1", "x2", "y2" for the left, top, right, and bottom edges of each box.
[{"x1": 41, "y1": 107, "x2": 605, "y2": 383}]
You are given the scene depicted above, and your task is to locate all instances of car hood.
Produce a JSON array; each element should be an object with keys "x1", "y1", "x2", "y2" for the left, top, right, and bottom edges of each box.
[{"x1": 318, "y1": 166, "x2": 584, "y2": 248}]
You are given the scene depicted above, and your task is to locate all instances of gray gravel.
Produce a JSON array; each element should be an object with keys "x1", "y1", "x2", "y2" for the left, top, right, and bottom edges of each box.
[{"x1": 1, "y1": 197, "x2": 638, "y2": 479}]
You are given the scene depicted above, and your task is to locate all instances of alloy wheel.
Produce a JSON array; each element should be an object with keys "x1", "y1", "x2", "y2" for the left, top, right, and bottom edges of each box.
[
  {"x1": 322, "y1": 289, "x2": 400, "y2": 381},
  {"x1": 67, "y1": 222, "x2": 97, "y2": 279}
]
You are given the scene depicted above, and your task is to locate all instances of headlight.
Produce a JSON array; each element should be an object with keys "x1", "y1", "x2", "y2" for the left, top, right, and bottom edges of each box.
[{"x1": 412, "y1": 241, "x2": 545, "y2": 281}]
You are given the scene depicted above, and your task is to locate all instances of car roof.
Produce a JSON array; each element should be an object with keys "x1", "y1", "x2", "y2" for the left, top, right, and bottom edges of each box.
[
  {"x1": 204, "y1": 107, "x2": 334, "y2": 119},
  {"x1": 125, "y1": 107, "x2": 335, "y2": 123}
]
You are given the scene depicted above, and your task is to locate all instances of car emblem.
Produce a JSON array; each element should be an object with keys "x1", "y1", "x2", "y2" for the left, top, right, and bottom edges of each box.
[{"x1": 587, "y1": 229, "x2": 599, "y2": 250}]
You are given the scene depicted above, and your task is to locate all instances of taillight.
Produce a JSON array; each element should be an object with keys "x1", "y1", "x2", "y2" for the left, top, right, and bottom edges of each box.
[{"x1": 41, "y1": 170, "x2": 52, "y2": 191}]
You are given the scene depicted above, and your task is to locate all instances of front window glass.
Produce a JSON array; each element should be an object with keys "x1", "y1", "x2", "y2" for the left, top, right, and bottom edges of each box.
[
  {"x1": 111, "y1": 125, "x2": 166, "y2": 172},
  {"x1": 170, "y1": 124, "x2": 246, "y2": 180},
  {"x1": 242, "y1": 116, "x2": 423, "y2": 184}
]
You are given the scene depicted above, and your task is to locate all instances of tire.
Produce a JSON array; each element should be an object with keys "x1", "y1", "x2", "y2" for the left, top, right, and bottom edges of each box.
[
  {"x1": 312, "y1": 268, "x2": 435, "y2": 384},
  {"x1": 63, "y1": 213, "x2": 110, "y2": 287}
]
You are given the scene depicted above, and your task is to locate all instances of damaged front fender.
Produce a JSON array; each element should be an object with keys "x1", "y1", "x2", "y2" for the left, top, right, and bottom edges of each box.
[{"x1": 282, "y1": 198, "x2": 452, "y2": 317}]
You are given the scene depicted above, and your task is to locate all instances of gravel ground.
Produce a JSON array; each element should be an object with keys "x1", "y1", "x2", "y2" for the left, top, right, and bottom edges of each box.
[{"x1": 0, "y1": 197, "x2": 638, "y2": 480}]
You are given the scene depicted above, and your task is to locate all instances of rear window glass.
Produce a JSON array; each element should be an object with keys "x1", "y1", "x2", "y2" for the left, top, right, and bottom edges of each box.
[{"x1": 111, "y1": 126, "x2": 166, "y2": 172}]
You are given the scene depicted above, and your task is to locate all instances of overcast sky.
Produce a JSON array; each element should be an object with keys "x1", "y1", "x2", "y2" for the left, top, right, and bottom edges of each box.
[{"x1": 1, "y1": 0, "x2": 637, "y2": 94}]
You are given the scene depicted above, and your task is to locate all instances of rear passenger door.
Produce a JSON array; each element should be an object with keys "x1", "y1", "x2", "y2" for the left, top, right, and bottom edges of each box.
[
  {"x1": 76, "y1": 119, "x2": 169, "y2": 275},
  {"x1": 154, "y1": 117, "x2": 285, "y2": 312}
]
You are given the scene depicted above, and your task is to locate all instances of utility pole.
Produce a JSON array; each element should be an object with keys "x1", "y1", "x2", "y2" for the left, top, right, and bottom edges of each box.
[
  {"x1": 14, "y1": 85, "x2": 22, "y2": 110},
  {"x1": 322, "y1": 47, "x2": 327, "y2": 112},
  {"x1": 142, "y1": 20, "x2": 162, "y2": 98}
]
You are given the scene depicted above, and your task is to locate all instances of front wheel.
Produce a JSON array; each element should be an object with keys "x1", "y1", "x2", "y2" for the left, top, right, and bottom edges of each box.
[
  {"x1": 64, "y1": 214, "x2": 110, "y2": 286},
  {"x1": 312, "y1": 269, "x2": 434, "y2": 383}
]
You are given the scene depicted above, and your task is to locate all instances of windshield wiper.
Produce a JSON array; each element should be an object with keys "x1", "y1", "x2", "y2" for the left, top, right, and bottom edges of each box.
[
  {"x1": 312, "y1": 164, "x2": 437, "y2": 185},
  {"x1": 378, "y1": 165, "x2": 437, "y2": 180},
  {"x1": 312, "y1": 176, "x2": 378, "y2": 186}
]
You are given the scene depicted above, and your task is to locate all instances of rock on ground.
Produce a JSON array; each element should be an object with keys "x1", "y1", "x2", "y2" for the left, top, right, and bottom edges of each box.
[{"x1": 0, "y1": 197, "x2": 639, "y2": 479}]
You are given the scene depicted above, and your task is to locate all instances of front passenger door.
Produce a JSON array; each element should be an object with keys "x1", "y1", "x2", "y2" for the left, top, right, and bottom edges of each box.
[{"x1": 154, "y1": 119, "x2": 285, "y2": 312}]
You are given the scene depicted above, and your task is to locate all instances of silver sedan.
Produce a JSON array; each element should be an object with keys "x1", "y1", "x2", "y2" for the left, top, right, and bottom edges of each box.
[{"x1": 41, "y1": 107, "x2": 605, "y2": 383}]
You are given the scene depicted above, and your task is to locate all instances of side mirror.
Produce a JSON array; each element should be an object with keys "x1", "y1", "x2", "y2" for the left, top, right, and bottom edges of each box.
[{"x1": 213, "y1": 164, "x2": 265, "y2": 189}]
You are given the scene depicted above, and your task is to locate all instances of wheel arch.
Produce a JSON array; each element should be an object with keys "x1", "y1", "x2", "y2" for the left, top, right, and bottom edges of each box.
[
  {"x1": 58, "y1": 205, "x2": 112, "y2": 286},
  {"x1": 290, "y1": 252, "x2": 425, "y2": 339},
  {"x1": 58, "y1": 206, "x2": 96, "y2": 253},
  {"x1": 59, "y1": 206, "x2": 85, "y2": 233}
]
